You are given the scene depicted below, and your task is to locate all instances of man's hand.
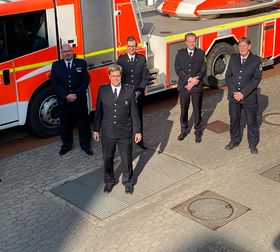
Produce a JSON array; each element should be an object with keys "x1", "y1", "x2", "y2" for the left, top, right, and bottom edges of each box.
[
  {"x1": 185, "y1": 82, "x2": 194, "y2": 91},
  {"x1": 135, "y1": 91, "x2": 141, "y2": 99},
  {"x1": 66, "y1": 94, "x2": 77, "y2": 103},
  {"x1": 134, "y1": 133, "x2": 142, "y2": 144},
  {"x1": 189, "y1": 76, "x2": 199, "y2": 85},
  {"x1": 92, "y1": 132, "x2": 100, "y2": 142},
  {"x1": 233, "y1": 92, "x2": 244, "y2": 102}
]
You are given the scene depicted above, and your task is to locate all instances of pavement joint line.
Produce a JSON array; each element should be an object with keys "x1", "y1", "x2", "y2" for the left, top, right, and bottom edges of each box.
[{"x1": 147, "y1": 146, "x2": 204, "y2": 172}]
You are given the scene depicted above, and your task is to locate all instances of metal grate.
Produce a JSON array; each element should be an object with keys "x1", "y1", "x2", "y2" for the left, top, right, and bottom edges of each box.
[
  {"x1": 260, "y1": 164, "x2": 280, "y2": 182},
  {"x1": 206, "y1": 120, "x2": 230, "y2": 134},
  {"x1": 172, "y1": 190, "x2": 250, "y2": 230}
]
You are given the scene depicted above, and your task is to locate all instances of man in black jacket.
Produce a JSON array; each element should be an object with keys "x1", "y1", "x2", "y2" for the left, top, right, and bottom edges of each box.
[
  {"x1": 117, "y1": 36, "x2": 149, "y2": 149},
  {"x1": 93, "y1": 64, "x2": 142, "y2": 194},
  {"x1": 174, "y1": 33, "x2": 206, "y2": 143},
  {"x1": 225, "y1": 37, "x2": 262, "y2": 154},
  {"x1": 51, "y1": 43, "x2": 92, "y2": 156}
]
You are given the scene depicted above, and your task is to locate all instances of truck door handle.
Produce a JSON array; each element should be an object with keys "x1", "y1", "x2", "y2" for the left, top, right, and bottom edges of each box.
[{"x1": 3, "y1": 69, "x2": 10, "y2": 85}]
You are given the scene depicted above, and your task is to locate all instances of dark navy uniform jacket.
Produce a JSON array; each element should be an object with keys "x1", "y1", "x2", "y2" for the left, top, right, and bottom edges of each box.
[
  {"x1": 117, "y1": 53, "x2": 149, "y2": 94},
  {"x1": 51, "y1": 58, "x2": 89, "y2": 104},
  {"x1": 225, "y1": 52, "x2": 262, "y2": 104},
  {"x1": 93, "y1": 83, "x2": 141, "y2": 140},
  {"x1": 174, "y1": 47, "x2": 206, "y2": 94}
]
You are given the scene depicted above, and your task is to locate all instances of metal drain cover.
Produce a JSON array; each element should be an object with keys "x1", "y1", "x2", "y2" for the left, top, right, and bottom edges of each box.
[
  {"x1": 262, "y1": 112, "x2": 280, "y2": 127},
  {"x1": 172, "y1": 190, "x2": 250, "y2": 230},
  {"x1": 206, "y1": 120, "x2": 230, "y2": 134},
  {"x1": 260, "y1": 164, "x2": 280, "y2": 182}
]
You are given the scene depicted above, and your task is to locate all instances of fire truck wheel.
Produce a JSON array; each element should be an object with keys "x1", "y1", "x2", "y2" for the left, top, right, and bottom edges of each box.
[
  {"x1": 206, "y1": 42, "x2": 236, "y2": 88},
  {"x1": 27, "y1": 86, "x2": 60, "y2": 138}
]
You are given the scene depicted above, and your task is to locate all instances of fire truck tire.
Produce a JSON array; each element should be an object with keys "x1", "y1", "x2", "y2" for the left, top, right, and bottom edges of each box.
[
  {"x1": 205, "y1": 42, "x2": 236, "y2": 88},
  {"x1": 27, "y1": 86, "x2": 60, "y2": 138}
]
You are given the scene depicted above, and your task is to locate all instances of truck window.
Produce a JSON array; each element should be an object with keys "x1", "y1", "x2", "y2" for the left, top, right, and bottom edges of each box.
[
  {"x1": 0, "y1": 21, "x2": 8, "y2": 63},
  {"x1": 3, "y1": 10, "x2": 49, "y2": 60}
]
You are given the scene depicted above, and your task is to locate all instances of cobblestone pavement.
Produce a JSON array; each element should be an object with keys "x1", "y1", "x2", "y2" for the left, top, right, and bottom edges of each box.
[{"x1": 1, "y1": 75, "x2": 280, "y2": 252}]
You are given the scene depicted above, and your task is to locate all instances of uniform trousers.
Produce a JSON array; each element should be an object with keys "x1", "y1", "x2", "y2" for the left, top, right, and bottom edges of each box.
[
  {"x1": 228, "y1": 101, "x2": 259, "y2": 147},
  {"x1": 179, "y1": 91, "x2": 203, "y2": 135},
  {"x1": 59, "y1": 100, "x2": 91, "y2": 151},
  {"x1": 101, "y1": 137, "x2": 134, "y2": 187}
]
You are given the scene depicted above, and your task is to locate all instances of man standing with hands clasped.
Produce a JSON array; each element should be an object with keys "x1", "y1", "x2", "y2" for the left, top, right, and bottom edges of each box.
[
  {"x1": 225, "y1": 37, "x2": 262, "y2": 154},
  {"x1": 117, "y1": 36, "x2": 149, "y2": 149},
  {"x1": 51, "y1": 43, "x2": 92, "y2": 156},
  {"x1": 174, "y1": 33, "x2": 206, "y2": 143},
  {"x1": 93, "y1": 64, "x2": 141, "y2": 194}
]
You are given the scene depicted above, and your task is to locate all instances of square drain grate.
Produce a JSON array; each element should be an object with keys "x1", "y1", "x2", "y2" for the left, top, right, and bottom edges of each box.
[
  {"x1": 172, "y1": 190, "x2": 250, "y2": 230},
  {"x1": 260, "y1": 164, "x2": 280, "y2": 182},
  {"x1": 197, "y1": 238, "x2": 250, "y2": 252},
  {"x1": 206, "y1": 120, "x2": 230, "y2": 134}
]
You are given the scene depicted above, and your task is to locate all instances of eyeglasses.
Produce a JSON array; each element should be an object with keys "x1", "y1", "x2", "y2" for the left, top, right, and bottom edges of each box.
[
  {"x1": 62, "y1": 50, "x2": 72, "y2": 53},
  {"x1": 127, "y1": 46, "x2": 136, "y2": 48}
]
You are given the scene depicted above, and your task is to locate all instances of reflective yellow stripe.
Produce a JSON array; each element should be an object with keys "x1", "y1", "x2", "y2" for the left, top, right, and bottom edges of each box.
[
  {"x1": 15, "y1": 60, "x2": 55, "y2": 71},
  {"x1": 0, "y1": 60, "x2": 55, "y2": 76},
  {"x1": 165, "y1": 12, "x2": 280, "y2": 42}
]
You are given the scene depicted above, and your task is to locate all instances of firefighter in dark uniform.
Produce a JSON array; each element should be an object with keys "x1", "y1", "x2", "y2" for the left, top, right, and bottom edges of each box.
[
  {"x1": 51, "y1": 43, "x2": 92, "y2": 156},
  {"x1": 117, "y1": 36, "x2": 150, "y2": 149},
  {"x1": 225, "y1": 37, "x2": 263, "y2": 154},
  {"x1": 93, "y1": 64, "x2": 141, "y2": 194},
  {"x1": 174, "y1": 33, "x2": 206, "y2": 143}
]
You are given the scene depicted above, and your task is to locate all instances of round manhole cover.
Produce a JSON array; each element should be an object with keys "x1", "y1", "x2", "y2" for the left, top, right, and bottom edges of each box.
[
  {"x1": 187, "y1": 198, "x2": 234, "y2": 221},
  {"x1": 262, "y1": 113, "x2": 280, "y2": 127}
]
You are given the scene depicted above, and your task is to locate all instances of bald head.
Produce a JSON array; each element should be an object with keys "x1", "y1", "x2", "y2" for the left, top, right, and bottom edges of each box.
[{"x1": 61, "y1": 43, "x2": 73, "y2": 61}]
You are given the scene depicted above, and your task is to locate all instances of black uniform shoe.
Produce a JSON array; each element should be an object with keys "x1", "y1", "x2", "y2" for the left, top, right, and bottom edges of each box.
[
  {"x1": 225, "y1": 141, "x2": 239, "y2": 150},
  {"x1": 84, "y1": 149, "x2": 93, "y2": 155},
  {"x1": 195, "y1": 135, "x2": 202, "y2": 143},
  {"x1": 137, "y1": 142, "x2": 147, "y2": 150},
  {"x1": 125, "y1": 186, "x2": 134, "y2": 194},
  {"x1": 177, "y1": 133, "x2": 187, "y2": 141},
  {"x1": 59, "y1": 148, "x2": 71, "y2": 156},
  {"x1": 250, "y1": 146, "x2": 258, "y2": 154},
  {"x1": 104, "y1": 184, "x2": 114, "y2": 194}
]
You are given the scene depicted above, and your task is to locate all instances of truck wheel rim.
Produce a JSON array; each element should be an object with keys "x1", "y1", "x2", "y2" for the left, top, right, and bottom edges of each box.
[
  {"x1": 212, "y1": 52, "x2": 231, "y2": 81},
  {"x1": 39, "y1": 95, "x2": 59, "y2": 128}
]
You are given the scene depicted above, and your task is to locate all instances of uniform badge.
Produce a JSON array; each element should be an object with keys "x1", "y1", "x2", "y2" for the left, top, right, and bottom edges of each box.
[{"x1": 76, "y1": 67, "x2": 82, "y2": 72}]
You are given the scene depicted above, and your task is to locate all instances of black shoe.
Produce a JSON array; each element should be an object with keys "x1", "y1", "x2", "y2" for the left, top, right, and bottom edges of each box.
[
  {"x1": 59, "y1": 148, "x2": 71, "y2": 156},
  {"x1": 137, "y1": 142, "x2": 147, "y2": 150},
  {"x1": 177, "y1": 133, "x2": 187, "y2": 141},
  {"x1": 125, "y1": 186, "x2": 134, "y2": 194},
  {"x1": 250, "y1": 146, "x2": 258, "y2": 154},
  {"x1": 84, "y1": 149, "x2": 93, "y2": 155},
  {"x1": 104, "y1": 184, "x2": 114, "y2": 194},
  {"x1": 195, "y1": 135, "x2": 202, "y2": 143},
  {"x1": 225, "y1": 141, "x2": 239, "y2": 150}
]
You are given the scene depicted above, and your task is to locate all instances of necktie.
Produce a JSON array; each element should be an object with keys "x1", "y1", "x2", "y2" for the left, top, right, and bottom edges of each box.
[
  {"x1": 189, "y1": 52, "x2": 192, "y2": 57},
  {"x1": 67, "y1": 61, "x2": 71, "y2": 71},
  {"x1": 130, "y1": 57, "x2": 134, "y2": 62},
  {"x1": 114, "y1": 88, "x2": 118, "y2": 100}
]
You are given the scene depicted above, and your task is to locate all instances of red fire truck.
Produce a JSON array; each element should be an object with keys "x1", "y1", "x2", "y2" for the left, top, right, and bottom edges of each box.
[{"x1": 1, "y1": 0, "x2": 280, "y2": 137}]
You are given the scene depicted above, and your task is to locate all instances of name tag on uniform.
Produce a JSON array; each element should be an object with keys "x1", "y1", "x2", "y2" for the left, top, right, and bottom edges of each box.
[{"x1": 76, "y1": 67, "x2": 82, "y2": 72}]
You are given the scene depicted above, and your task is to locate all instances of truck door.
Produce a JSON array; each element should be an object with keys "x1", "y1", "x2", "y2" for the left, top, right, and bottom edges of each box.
[
  {"x1": 80, "y1": 0, "x2": 116, "y2": 67},
  {"x1": 0, "y1": 20, "x2": 18, "y2": 128}
]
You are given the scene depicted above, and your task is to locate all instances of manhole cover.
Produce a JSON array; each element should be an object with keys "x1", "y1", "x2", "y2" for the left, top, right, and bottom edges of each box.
[
  {"x1": 188, "y1": 198, "x2": 234, "y2": 221},
  {"x1": 172, "y1": 190, "x2": 250, "y2": 230},
  {"x1": 262, "y1": 112, "x2": 280, "y2": 127},
  {"x1": 206, "y1": 120, "x2": 230, "y2": 134},
  {"x1": 260, "y1": 164, "x2": 280, "y2": 182}
]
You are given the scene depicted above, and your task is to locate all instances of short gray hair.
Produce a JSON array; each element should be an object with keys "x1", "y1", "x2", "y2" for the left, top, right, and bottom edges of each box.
[
  {"x1": 238, "y1": 37, "x2": 251, "y2": 45},
  {"x1": 108, "y1": 64, "x2": 122, "y2": 75},
  {"x1": 185, "y1": 32, "x2": 197, "y2": 41}
]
